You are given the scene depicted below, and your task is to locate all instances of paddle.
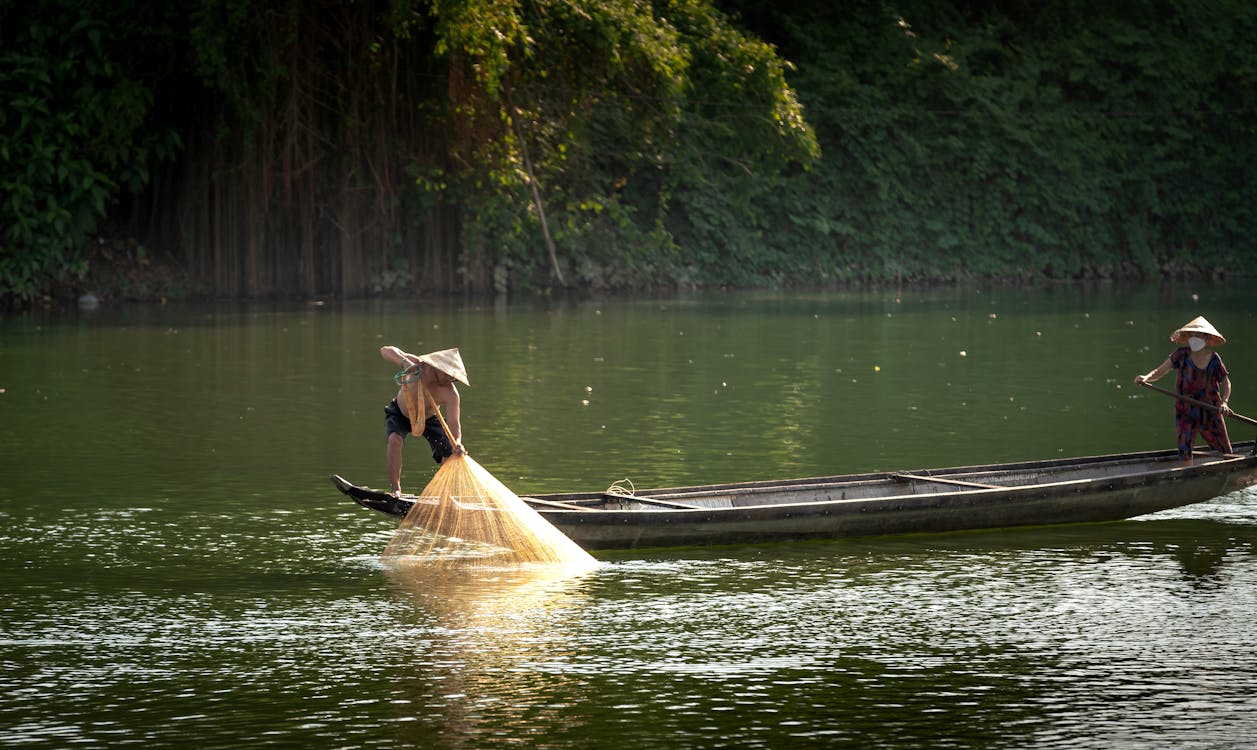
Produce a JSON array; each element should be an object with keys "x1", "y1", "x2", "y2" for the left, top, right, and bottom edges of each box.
[{"x1": 1138, "y1": 381, "x2": 1257, "y2": 427}]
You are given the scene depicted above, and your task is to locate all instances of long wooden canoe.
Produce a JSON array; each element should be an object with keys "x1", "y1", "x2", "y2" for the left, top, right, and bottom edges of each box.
[{"x1": 332, "y1": 441, "x2": 1257, "y2": 550}]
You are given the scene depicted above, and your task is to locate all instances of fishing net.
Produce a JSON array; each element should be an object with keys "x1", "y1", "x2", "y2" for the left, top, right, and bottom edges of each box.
[
  {"x1": 381, "y1": 390, "x2": 596, "y2": 570},
  {"x1": 381, "y1": 454, "x2": 595, "y2": 568}
]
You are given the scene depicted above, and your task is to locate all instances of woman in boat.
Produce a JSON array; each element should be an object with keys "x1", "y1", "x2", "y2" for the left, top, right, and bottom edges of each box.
[
  {"x1": 380, "y1": 346, "x2": 469, "y2": 495},
  {"x1": 1134, "y1": 316, "x2": 1234, "y2": 462}
]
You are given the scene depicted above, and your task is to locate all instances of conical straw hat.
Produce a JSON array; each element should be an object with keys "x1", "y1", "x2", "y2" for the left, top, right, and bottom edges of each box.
[
  {"x1": 1171, "y1": 316, "x2": 1226, "y2": 346},
  {"x1": 419, "y1": 348, "x2": 470, "y2": 385}
]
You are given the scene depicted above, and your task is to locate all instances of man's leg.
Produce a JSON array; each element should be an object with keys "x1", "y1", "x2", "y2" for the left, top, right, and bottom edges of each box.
[{"x1": 387, "y1": 432, "x2": 405, "y2": 494}]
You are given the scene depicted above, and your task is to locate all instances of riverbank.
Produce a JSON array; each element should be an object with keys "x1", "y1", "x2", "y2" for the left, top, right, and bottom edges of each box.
[{"x1": 14, "y1": 238, "x2": 1245, "y2": 312}]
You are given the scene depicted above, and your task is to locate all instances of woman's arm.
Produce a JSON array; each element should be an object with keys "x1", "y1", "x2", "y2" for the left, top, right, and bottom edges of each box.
[{"x1": 1134, "y1": 358, "x2": 1172, "y2": 385}]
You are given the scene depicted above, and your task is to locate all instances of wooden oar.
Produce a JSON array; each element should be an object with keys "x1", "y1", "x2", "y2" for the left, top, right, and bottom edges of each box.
[{"x1": 1139, "y1": 381, "x2": 1257, "y2": 427}]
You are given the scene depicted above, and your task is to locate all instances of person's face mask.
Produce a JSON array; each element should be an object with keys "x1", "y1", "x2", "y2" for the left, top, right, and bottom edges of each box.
[{"x1": 1189, "y1": 336, "x2": 1207, "y2": 352}]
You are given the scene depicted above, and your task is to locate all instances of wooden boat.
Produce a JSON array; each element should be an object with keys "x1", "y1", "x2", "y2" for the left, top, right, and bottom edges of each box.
[{"x1": 332, "y1": 441, "x2": 1257, "y2": 551}]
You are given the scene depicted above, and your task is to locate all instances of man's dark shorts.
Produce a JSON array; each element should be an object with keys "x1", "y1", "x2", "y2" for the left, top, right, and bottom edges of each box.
[{"x1": 384, "y1": 399, "x2": 454, "y2": 464}]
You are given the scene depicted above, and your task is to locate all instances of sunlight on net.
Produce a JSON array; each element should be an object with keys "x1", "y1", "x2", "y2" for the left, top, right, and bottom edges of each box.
[{"x1": 381, "y1": 454, "x2": 598, "y2": 571}]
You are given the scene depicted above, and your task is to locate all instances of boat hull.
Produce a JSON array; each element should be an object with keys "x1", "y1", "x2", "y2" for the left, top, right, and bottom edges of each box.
[
  {"x1": 334, "y1": 442, "x2": 1257, "y2": 550},
  {"x1": 541, "y1": 465, "x2": 1256, "y2": 549}
]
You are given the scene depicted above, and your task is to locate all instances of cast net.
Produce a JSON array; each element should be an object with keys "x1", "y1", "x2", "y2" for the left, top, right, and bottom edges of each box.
[
  {"x1": 381, "y1": 391, "x2": 596, "y2": 570},
  {"x1": 381, "y1": 454, "x2": 596, "y2": 569}
]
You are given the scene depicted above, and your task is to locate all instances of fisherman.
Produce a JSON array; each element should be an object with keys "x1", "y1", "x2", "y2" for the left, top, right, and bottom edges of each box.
[
  {"x1": 379, "y1": 346, "x2": 469, "y2": 495},
  {"x1": 1134, "y1": 316, "x2": 1234, "y2": 463}
]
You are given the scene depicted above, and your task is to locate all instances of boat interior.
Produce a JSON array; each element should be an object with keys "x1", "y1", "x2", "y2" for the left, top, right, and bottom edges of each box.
[{"x1": 531, "y1": 441, "x2": 1256, "y2": 512}]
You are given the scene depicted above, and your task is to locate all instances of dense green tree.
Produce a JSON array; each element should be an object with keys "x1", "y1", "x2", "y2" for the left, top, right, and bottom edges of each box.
[
  {"x1": 0, "y1": 0, "x2": 179, "y2": 301},
  {"x1": 2, "y1": 0, "x2": 1254, "y2": 304},
  {"x1": 734, "y1": 0, "x2": 1257, "y2": 281},
  {"x1": 437, "y1": 0, "x2": 819, "y2": 290}
]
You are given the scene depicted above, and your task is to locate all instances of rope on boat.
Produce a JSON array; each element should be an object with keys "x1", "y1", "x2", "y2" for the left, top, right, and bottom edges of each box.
[{"x1": 605, "y1": 478, "x2": 638, "y2": 498}]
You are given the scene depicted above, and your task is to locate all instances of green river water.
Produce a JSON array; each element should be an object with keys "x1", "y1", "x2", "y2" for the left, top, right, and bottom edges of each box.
[{"x1": 2, "y1": 282, "x2": 1257, "y2": 748}]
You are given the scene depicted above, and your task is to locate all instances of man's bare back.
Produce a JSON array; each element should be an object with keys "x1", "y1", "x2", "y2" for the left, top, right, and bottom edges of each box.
[{"x1": 380, "y1": 345, "x2": 468, "y2": 494}]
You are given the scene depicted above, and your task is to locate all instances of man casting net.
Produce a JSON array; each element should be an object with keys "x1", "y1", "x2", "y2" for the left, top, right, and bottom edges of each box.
[{"x1": 377, "y1": 347, "x2": 595, "y2": 570}]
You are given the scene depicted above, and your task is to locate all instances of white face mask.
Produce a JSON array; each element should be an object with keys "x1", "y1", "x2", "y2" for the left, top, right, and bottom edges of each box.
[{"x1": 1188, "y1": 336, "x2": 1207, "y2": 352}]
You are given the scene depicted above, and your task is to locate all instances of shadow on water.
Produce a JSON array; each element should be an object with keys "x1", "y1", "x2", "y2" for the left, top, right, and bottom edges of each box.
[{"x1": 598, "y1": 513, "x2": 1257, "y2": 585}]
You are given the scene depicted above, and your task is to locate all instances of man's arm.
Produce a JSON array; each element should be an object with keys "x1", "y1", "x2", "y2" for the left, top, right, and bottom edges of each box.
[
  {"x1": 422, "y1": 381, "x2": 467, "y2": 455},
  {"x1": 446, "y1": 387, "x2": 465, "y2": 451},
  {"x1": 380, "y1": 345, "x2": 418, "y2": 369}
]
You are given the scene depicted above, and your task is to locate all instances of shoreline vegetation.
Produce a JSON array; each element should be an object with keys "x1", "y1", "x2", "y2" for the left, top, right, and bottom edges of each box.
[
  {"x1": 54, "y1": 237, "x2": 1242, "y2": 309},
  {"x1": 4, "y1": 1, "x2": 1255, "y2": 308}
]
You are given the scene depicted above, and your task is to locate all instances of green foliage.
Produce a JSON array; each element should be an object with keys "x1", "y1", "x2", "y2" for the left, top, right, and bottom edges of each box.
[
  {"x1": 4, "y1": 0, "x2": 1254, "y2": 301},
  {"x1": 749, "y1": 0, "x2": 1257, "y2": 282},
  {"x1": 187, "y1": 0, "x2": 272, "y2": 122},
  {"x1": 654, "y1": 0, "x2": 819, "y2": 284},
  {"x1": 1, "y1": 2, "x2": 178, "y2": 303},
  {"x1": 441, "y1": 0, "x2": 818, "y2": 289}
]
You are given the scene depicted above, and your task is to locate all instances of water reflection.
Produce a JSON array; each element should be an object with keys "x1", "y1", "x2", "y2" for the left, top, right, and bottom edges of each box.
[
  {"x1": 382, "y1": 562, "x2": 598, "y2": 748},
  {"x1": 385, "y1": 559, "x2": 598, "y2": 606}
]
